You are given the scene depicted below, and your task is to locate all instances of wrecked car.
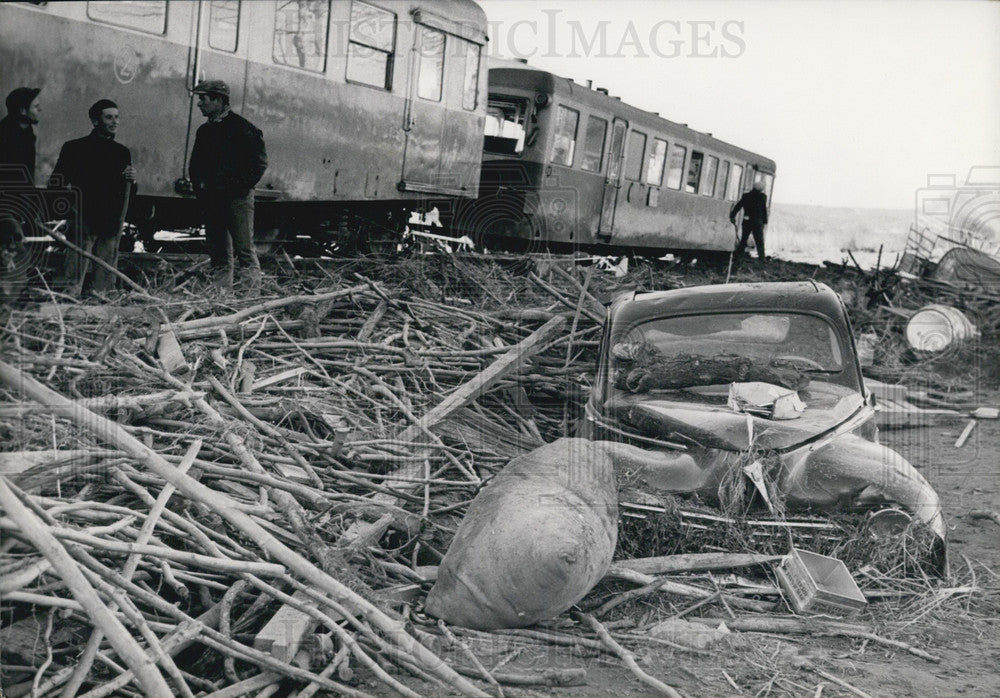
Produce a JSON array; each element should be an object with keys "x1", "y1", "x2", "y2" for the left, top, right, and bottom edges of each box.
[{"x1": 581, "y1": 281, "x2": 946, "y2": 552}]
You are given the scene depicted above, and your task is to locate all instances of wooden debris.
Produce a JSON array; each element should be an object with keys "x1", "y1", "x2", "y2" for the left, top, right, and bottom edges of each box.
[
  {"x1": 253, "y1": 590, "x2": 324, "y2": 662},
  {"x1": 968, "y1": 510, "x2": 1000, "y2": 526},
  {"x1": 574, "y1": 612, "x2": 682, "y2": 697},
  {"x1": 955, "y1": 419, "x2": 977, "y2": 447},
  {"x1": 615, "y1": 552, "x2": 784, "y2": 575},
  {"x1": 0, "y1": 253, "x2": 974, "y2": 696},
  {"x1": 155, "y1": 330, "x2": 189, "y2": 375}
]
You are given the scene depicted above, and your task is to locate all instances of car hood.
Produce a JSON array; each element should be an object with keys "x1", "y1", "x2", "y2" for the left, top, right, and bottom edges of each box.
[{"x1": 605, "y1": 381, "x2": 865, "y2": 452}]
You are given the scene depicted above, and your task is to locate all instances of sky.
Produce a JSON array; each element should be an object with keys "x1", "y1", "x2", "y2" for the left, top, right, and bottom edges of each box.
[{"x1": 478, "y1": 1, "x2": 1000, "y2": 210}]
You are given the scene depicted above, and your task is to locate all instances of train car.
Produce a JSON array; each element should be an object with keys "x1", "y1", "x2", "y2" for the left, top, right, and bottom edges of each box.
[
  {"x1": 448, "y1": 61, "x2": 776, "y2": 256},
  {"x1": 0, "y1": 0, "x2": 488, "y2": 248}
]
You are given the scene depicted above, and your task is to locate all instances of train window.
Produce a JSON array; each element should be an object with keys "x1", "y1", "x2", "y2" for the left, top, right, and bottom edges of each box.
[
  {"x1": 346, "y1": 2, "x2": 395, "y2": 89},
  {"x1": 208, "y1": 1, "x2": 239, "y2": 52},
  {"x1": 624, "y1": 131, "x2": 646, "y2": 181},
  {"x1": 645, "y1": 138, "x2": 667, "y2": 186},
  {"x1": 417, "y1": 26, "x2": 446, "y2": 101},
  {"x1": 87, "y1": 1, "x2": 166, "y2": 35},
  {"x1": 726, "y1": 163, "x2": 744, "y2": 200},
  {"x1": 685, "y1": 151, "x2": 704, "y2": 193},
  {"x1": 484, "y1": 99, "x2": 526, "y2": 155},
  {"x1": 550, "y1": 106, "x2": 580, "y2": 167},
  {"x1": 457, "y1": 39, "x2": 481, "y2": 110},
  {"x1": 580, "y1": 116, "x2": 607, "y2": 172},
  {"x1": 701, "y1": 155, "x2": 719, "y2": 196},
  {"x1": 607, "y1": 121, "x2": 627, "y2": 181},
  {"x1": 665, "y1": 143, "x2": 686, "y2": 190},
  {"x1": 718, "y1": 161, "x2": 730, "y2": 199},
  {"x1": 273, "y1": 0, "x2": 330, "y2": 72}
]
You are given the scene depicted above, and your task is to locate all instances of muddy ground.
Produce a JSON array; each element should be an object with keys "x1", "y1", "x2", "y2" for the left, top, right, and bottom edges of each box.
[{"x1": 412, "y1": 406, "x2": 1000, "y2": 698}]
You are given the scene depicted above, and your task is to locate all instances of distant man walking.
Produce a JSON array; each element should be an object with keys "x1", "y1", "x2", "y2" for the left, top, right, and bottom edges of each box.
[
  {"x1": 730, "y1": 180, "x2": 769, "y2": 261},
  {"x1": 50, "y1": 99, "x2": 136, "y2": 297},
  {"x1": 188, "y1": 80, "x2": 267, "y2": 293}
]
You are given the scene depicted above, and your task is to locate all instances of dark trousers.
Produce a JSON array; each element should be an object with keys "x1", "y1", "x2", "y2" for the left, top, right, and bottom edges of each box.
[
  {"x1": 62, "y1": 219, "x2": 119, "y2": 295},
  {"x1": 1, "y1": 216, "x2": 27, "y2": 300},
  {"x1": 735, "y1": 220, "x2": 766, "y2": 259},
  {"x1": 202, "y1": 191, "x2": 260, "y2": 289}
]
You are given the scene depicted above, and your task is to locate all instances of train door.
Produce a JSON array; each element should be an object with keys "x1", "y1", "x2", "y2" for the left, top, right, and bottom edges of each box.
[
  {"x1": 400, "y1": 22, "x2": 449, "y2": 191},
  {"x1": 181, "y1": 1, "x2": 250, "y2": 180},
  {"x1": 599, "y1": 119, "x2": 628, "y2": 234}
]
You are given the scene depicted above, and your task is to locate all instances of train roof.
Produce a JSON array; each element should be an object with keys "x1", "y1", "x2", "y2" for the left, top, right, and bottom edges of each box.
[
  {"x1": 414, "y1": 0, "x2": 489, "y2": 41},
  {"x1": 489, "y1": 65, "x2": 775, "y2": 172}
]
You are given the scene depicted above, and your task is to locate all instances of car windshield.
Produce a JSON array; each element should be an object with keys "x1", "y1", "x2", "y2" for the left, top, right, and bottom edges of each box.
[{"x1": 610, "y1": 312, "x2": 844, "y2": 392}]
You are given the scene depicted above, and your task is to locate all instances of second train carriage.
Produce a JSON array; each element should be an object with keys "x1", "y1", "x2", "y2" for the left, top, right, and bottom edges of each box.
[
  {"x1": 0, "y1": 0, "x2": 488, "y2": 246},
  {"x1": 447, "y1": 62, "x2": 776, "y2": 256}
]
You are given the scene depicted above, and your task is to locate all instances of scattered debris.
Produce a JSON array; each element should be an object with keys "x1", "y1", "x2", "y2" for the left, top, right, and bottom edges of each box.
[
  {"x1": 905, "y1": 304, "x2": 978, "y2": 353},
  {"x1": 968, "y1": 510, "x2": 1000, "y2": 527},
  {"x1": 775, "y1": 548, "x2": 868, "y2": 616},
  {"x1": 0, "y1": 251, "x2": 992, "y2": 696},
  {"x1": 648, "y1": 618, "x2": 731, "y2": 649},
  {"x1": 728, "y1": 381, "x2": 806, "y2": 420},
  {"x1": 955, "y1": 419, "x2": 977, "y2": 448}
]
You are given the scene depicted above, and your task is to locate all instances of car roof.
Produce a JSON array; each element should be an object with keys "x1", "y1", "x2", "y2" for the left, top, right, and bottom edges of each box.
[{"x1": 608, "y1": 281, "x2": 848, "y2": 330}]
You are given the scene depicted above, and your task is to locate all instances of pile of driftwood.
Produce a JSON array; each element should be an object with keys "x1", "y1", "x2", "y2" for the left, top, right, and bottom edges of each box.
[
  {"x1": 0, "y1": 253, "x2": 987, "y2": 697},
  {"x1": 0, "y1": 255, "x2": 613, "y2": 696}
]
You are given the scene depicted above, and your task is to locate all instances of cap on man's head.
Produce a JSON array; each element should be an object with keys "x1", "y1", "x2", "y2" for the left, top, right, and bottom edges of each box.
[
  {"x1": 752, "y1": 180, "x2": 764, "y2": 191},
  {"x1": 88, "y1": 98, "x2": 119, "y2": 121},
  {"x1": 192, "y1": 80, "x2": 230, "y2": 98},
  {"x1": 5, "y1": 87, "x2": 41, "y2": 115}
]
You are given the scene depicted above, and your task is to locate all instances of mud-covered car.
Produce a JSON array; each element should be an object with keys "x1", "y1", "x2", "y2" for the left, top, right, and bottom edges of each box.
[{"x1": 581, "y1": 281, "x2": 946, "y2": 551}]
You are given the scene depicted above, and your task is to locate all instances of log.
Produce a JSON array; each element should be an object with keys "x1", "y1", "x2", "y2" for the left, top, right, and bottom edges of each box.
[
  {"x1": 0, "y1": 450, "x2": 121, "y2": 477},
  {"x1": 605, "y1": 567, "x2": 775, "y2": 613},
  {"x1": 164, "y1": 284, "x2": 369, "y2": 334},
  {"x1": 615, "y1": 552, "x2": 784, "y2": 575},
  {"x1": 623, "y1": 353, "x2": 810, "y2": 393}
]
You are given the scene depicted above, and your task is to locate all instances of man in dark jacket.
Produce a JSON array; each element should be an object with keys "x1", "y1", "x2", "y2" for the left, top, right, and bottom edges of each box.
[
  {"x1": 188, "y1": 80, "x2": 267, "y2": 293},
  {"x1": 50, "y1": 99, "x2": 136, "y2": 296},
  {"x1": 0, "y1": 87, "x2": 41, "y2": 298},
  {"x1": 0, "y1": 87, "x2": 41, "y2": 184},
  {"x1": 730, "y1": 180, "x2": 769, "y2": 260}
]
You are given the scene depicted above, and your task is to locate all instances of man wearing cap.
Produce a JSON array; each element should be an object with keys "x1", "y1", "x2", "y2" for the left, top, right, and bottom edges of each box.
[
  {"x1": 188, "y1": 79, "x2": 267, "y2": 293},
  {"x1": 50, "y1": 99, "x2": 137, "y2": 296},
  {"x1": 730, "y1": 179, "x2": 769, "y2": 261}
]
